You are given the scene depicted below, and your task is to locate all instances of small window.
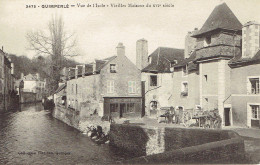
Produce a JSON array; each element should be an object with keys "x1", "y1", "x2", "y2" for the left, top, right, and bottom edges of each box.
[
  {"x1": 170, "y1": 60, "x2": 178, "y2": 67},
  {"x1": 204, "y1": 36, "x2": 211, "y2": 47},
  {"x1": 110, "y1": 64, "x2": 116, "y2": 73},
  {"x1": 128, "y1": 81, "x2": 136, "y2": 93},
  {"x1": 251, "y1": 105, "x2": 259, "y2": 119},
  {"x1": 204, "y1": 75, "x2": 208, "y2": 81},
  {"x1": 248, "y1": 77, "x2": 259, "y2": 94},
  {"x1": 181, "y1": 82, "x2": 188, "y2": 96},
  {"x1": 110, "y1": 103, "x2": 118, "y2": 113},
  {"x1": 148, "y1": 57, "x2": 152, "y2": 64},
  {"x1": 107, "y1": 80, "x2": 114, "y2": 93},
  {"x1": 127, "y1": 103, "x2": 135, "y2": 113},
  {"x1": 150, "y1": 75, "x2": 157, "y2": 86}
]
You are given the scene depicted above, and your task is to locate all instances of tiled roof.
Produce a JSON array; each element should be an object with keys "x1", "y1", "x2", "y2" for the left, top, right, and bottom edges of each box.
[
  {"x1": 192, "y1": 3, "x2": 242, "y2": 38},
  {"x1": 142, "y1": 47, "x2": 184, "y2": 73}
]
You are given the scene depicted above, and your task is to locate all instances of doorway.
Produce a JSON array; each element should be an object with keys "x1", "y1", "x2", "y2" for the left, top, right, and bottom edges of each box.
[
  {"x1": 120, "y1": 103, "x2": 126, "y2": 118},
  {"x1": 224, "y1": 108, "x2": 231, "y2": 126}
]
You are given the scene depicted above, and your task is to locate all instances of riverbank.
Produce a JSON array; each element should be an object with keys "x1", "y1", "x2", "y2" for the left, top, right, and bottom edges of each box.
[{"x1": 52, "y1": 105, "x2": 110, "y2": 135}]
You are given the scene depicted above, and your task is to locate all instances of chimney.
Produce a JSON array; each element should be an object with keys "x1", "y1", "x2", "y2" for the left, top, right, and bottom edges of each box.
[
  {"x1": 116, "y1": 42, "x2": 125, "y2": 57},
  {"x1": 184, "y1": 30, "x2": 197, "y2": 58},
  {"x1": 242, "y1": 21, "x2": 260, "y2": 58},
  {"x1": 136, "y1": 38, "x2": 148, "y2": 70},
  {"x1": 21, "y1": 73, "x2": 24, "y2": 79}
]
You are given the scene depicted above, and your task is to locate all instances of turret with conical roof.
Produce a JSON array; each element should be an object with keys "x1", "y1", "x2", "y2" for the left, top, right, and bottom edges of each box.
[
  {"x1": 191, "y1": 2, "x2": 242, "y2": 62},
  {"x1": 192, "y1": 3, "x2": 242, "y2": 38}
]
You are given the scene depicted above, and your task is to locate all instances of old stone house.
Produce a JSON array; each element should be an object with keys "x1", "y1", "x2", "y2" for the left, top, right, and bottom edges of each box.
[
  {"x1": 188, "y1": 2, "x2": 243, "y2": 127},
  {"x1": 0, "y1": 48, "x2": 16, "y2": 112},
  {"x1": 66, "y1": 43, "x2": 142, "y2": 119},
  {"x1": 21, "y1": 73, "x2": 46, "y2": 102},
  {"x1": 173, "y1": 3, "x2": 260, "y2": 128},
  {"x1": 139, "y1": 2, "x2": 260, "y2": 128},
  {"x1": 140, "y1": 39, "x2": 185, "y2": 118},
  {"x1": 228, "y1": 21, "x2": 260, "y2": 128}
]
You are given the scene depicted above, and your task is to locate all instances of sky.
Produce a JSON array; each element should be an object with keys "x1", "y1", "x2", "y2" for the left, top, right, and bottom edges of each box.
[{"x1": 0, "y1": 0, "x2": 260, "y2": 64}]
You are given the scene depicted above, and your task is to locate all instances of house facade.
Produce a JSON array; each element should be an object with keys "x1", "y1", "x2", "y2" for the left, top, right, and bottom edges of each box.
[
  {"x1": 0, "y1": 48, "x2": 16, "y2": 112},
  {"x1": 22, "y1": 73, "x2": 46, "y2": 102},
  {"x1": 139, "y1": 3, "x2": 259, "y2": 128},
  {"x1": 228, "y1": 21, "x2": 260, "y2": 128},
  {"x1": 140, "y1": 41, "x2": 185, "y2": 118},
  {"x1": 66, "y1": 43, "x2": 142, "y2": 119}
]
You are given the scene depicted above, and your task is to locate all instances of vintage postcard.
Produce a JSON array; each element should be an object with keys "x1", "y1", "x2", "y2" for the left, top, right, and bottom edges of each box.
[{"x1": 0, "y1": 0, "x2": 259, "y2": 164}]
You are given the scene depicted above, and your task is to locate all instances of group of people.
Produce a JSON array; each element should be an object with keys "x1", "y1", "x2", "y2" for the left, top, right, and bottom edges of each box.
[{"x1": 157, "y1": 106, "x2": 184, "y2": 124}]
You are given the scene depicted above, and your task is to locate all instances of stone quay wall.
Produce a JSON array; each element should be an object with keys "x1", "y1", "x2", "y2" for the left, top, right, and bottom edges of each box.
[
  {"x1": 109, "y1": 124, "x2": 246, "y2": 163},
  {"x1": 52, "y1": 105, "x2": 110, "y2": 134}
]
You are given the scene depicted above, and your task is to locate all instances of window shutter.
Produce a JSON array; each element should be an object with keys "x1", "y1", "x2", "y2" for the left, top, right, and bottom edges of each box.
[{"x1": 246, "y1": 78, "x2": 251, "y2": 94}]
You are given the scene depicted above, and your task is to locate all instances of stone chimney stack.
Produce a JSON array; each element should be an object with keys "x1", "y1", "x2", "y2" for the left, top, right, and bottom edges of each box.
[
  {"x1": 242, "y1": 21, "x2": 260, "y2": 58},
  {"x1": 116, "y1": 43, "x2": 125, "y2": 57},
  {"x1": 136, "y1": 38, "x2": 148, "y2": 70},
  {"x1": 184, "y1": 28, "x2": 198, "y2": 58}
]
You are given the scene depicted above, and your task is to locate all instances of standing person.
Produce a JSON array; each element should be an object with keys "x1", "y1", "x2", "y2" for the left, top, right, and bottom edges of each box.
[
  {"x1": 179, "y1": 107, "x2": 184, "y2": 124},
  {"x1": 168, "y1": 107, "x2": 175, "y2": 124},
  {"x1": 175, "y1": 107, "x2": 180, "y2": 124}
]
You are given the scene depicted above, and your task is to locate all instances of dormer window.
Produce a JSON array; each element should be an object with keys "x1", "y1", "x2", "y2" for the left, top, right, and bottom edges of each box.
[
  {"x1": 204, "y1": 36, "x2": 211, "y2": 47},
  {"x1": 148, "y1": 57, "x2": 152, "y2": 64},
  {"x1": 170, "y1": 60, "x2": 178, "y2": 67},
  {"x1": 110, "y1": 64, "x2": 116, "y2": 73}
]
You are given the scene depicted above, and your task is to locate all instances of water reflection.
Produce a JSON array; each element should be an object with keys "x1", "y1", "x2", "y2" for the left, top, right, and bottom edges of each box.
[{"x1": 0, "y1": 103, "x2": 121, "y2": 164}]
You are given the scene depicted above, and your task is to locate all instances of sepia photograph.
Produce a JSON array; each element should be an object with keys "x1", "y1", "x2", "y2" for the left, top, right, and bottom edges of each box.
[{"x1": 0, "y1": 0, "x2": 260, "y2": 164}]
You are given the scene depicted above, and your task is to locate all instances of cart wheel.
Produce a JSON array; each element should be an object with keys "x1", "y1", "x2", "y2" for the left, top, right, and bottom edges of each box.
[{"x1": 204, "y1": 124, "x2": 210, "y2": 128}]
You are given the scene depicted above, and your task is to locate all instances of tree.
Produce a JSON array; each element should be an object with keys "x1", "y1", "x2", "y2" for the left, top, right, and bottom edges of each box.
[{"x1": 27, "y1": 15, "x2": 78, "y2": 94}]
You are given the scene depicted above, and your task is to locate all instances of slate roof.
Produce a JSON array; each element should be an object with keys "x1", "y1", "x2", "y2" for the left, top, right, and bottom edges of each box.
[
  {"x1": 23, "y1": 74, "x2": 38, "y2": 81},
  {"x1": 142, "y1": 47, "x2": 184, "y2": 73},
  {"x1": 95, "y1": 56, "x2": 117, "y2": 72},
  {"x1": 192, "y1": 3, "x2": 242, "y2": 38},
  {"x1": 81, "y1": 56, "x2": 117, "y2": 76},
  {"x1": 173, "y1": 51, "x2": 198, "y2": 71},
  {"x1": 54, "y1": 84, "x2": 66, "y2": 94},
  {"x1": 229, "y1": 50, "x2": 260, "y2": 67}
]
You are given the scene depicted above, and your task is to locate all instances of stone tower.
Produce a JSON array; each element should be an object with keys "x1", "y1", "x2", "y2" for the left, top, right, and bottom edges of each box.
[
  {"x1": 242, "y1": 21, "x2": 260, "y2": 58},
  {"x1": 136, "y1": 39, "x2": 148, "y2": 70}
]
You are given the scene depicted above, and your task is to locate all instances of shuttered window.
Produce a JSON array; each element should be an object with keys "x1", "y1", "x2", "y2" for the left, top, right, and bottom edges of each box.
[
  {"x1": 128, "y1": 81, "x2": 136, "y2": 93},
  {"x1": 107, "y1": 80, "x2": 114, "y2": 93}
]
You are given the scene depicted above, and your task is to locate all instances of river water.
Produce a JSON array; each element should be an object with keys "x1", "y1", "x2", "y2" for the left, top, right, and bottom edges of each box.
[{"x1": 0, "y1": 103, "x2": 123, "y2": 164}]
